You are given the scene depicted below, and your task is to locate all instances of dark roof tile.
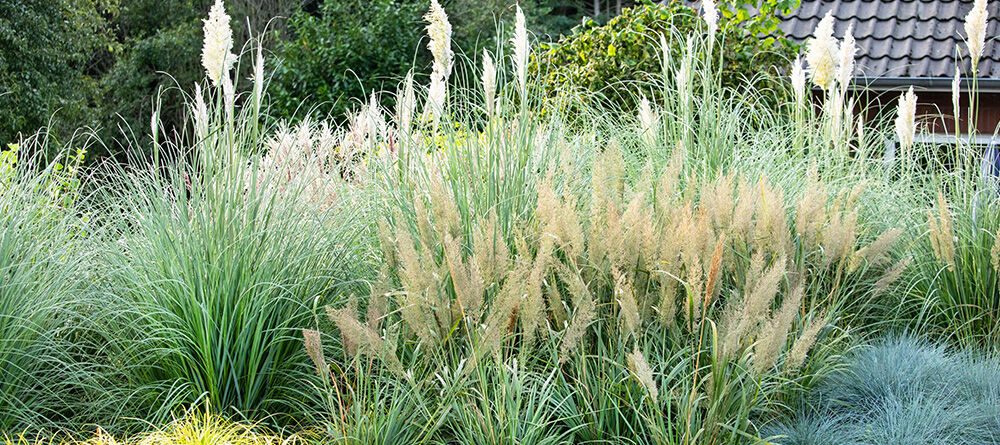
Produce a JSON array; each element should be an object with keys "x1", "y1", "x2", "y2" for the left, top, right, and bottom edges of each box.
[{"x1": 775, "y1": 0, "x2": 1000, "y2": 78}]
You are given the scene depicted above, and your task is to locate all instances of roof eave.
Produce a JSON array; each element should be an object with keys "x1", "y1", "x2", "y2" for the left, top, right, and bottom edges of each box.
[{"x1": 848, "y1": 76, "x2": 1000, "y2": 93}]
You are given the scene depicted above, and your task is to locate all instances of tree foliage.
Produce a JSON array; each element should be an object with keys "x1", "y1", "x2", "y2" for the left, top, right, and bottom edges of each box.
[{"x1": 530, "y1": 0, "x2": 799, "y2": 112}]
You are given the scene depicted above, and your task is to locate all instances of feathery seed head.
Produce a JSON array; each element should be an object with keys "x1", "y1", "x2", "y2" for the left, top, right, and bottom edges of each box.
[
  {"x1": 952, "y1": 64, "x2": 961, "y2": 125},
  {"x1": 512, "y1": 4, "x2": 529, "y2": 95},
  {"x1": 703, "y1": 0, "x2": 719, "y2": 41},
  {"x1": 425, "y1": 0, "x2": 453, "y2": 78},
  {"x1": 791, "y1": 57, "x2": 807, "y2": 105},
  {"x1": 397, "y1": 71, "x2": 416, "y2": 137},
  {"x1": 875, "y1": 256, "x2": 910, "y2": 295},
  {"x1": 786, "y1": 314, "x2": 826, "y2": 371},
  {"x1": 837, "y1": 24, "x2": 856, "y2": 90},
  {"x1": 202, "y1": 0, "x2": 235, "y2": 86},
  {"x1": 806, "y1": 12, "x2": 839, "y2": 91},
  {"x1": 193, "y1": 83, "x2": 209, "y2": 141},
  {"x1": 628, "y1": 348, "x2": 658, "y2": 404},
  {"x1": 482, "y1": 50, "x2": 497, "y2": 118},
  {"x1": 895, "y1": 86, "x2": 918, "y2": 155},
  {"x1": 302, "y1": 328, "x2": 327, "y2": 378},
  {"x1": 638, "y1": 95, "x2": 657, "y2": 147},
  {"x1": 252, "y1": 44, "x2": 264, "y2": 113},
  {"x1": 965, "y1": 0, "x2": 988, "y2": 67}
]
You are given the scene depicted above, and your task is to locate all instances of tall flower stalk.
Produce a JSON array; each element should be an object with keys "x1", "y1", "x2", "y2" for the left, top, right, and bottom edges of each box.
[{"x1": 963, "y1": 0, "x2": 987, "y2": 136}]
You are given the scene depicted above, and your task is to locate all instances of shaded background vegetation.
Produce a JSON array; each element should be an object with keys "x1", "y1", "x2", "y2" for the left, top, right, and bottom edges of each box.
[{"x1": 1, "y1": 0, "x2": 795, "y2": 164}]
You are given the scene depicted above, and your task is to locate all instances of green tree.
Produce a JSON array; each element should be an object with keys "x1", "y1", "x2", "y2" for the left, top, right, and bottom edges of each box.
[{"x1": 0, "y1": 0, "x2": 118, "y2": 148}]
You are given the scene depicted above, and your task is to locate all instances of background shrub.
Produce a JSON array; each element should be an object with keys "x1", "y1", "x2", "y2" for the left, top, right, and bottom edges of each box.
[{"x1": 529, "y1": 0, "x2": 798, "y2": 113}]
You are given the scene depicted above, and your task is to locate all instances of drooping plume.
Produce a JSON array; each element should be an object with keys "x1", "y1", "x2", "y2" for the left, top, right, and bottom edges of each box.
[{"x1": 201, "y1": 0, "x2": 235, "y2": 87}]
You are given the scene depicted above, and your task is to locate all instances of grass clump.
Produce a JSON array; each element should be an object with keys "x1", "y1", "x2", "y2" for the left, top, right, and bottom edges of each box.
[
  {"x1": 764, "y1": 335, "x2": 1000, "y2": 444},
  {"x1": 94, "y1": 61, "x2": 369, "y2": 422}
]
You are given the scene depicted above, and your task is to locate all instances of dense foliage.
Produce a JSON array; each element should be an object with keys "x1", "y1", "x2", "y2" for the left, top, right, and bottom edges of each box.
[
  {"x1": 0, "y1": 0, "x2": 117, "y2": 147},
  {"x1": 530, "y1": 0, "x2": 798, "y2": 112},
  {"x1": 1, "y1": 0, "x2": 591, "y2": 163}
]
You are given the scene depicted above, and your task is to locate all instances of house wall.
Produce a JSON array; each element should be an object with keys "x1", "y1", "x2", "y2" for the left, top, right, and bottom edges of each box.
[{"x1": 847, "y1": 90, "x2": 1000, "y2": 137}]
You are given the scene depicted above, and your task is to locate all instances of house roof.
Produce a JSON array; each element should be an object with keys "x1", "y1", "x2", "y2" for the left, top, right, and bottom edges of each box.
[{"x1": 778, "y1": 0, "x2": 1000, "y2": 80}]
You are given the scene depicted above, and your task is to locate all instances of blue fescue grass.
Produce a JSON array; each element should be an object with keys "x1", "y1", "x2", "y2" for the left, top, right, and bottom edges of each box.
[{"x1": 763, "y1": 335, "x2": 1000, "y2": 445}]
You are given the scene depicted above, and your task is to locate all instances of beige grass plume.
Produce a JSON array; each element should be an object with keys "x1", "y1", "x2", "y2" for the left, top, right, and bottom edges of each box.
[
  {"x1": 836, "y1": 24, "x2": 856, "y2": 91},
  {"x1": 786, "y1": 314, "x2": 826, "y2": 371},
  {"x1": 791, "y1": 56, "x2": 807, "y2": 107},
  {"x1": 927, "y1": 190, "x2": 956, "y2": 270},
  {"x1": 628, "y1": 348, "x2": 658, "y2": 404}
]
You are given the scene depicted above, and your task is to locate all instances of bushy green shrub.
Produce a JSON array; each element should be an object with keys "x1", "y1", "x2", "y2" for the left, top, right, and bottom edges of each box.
[
  {"x1": 529, "y1": 0, "x2": 798, "y2": 112},
  {"x1": 268, "y1": 0, "x2": 427, "y2": 121}
]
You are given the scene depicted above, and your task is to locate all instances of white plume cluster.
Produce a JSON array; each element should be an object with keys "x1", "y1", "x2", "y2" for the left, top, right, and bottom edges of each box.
[
  {"x1": 964, "y1": 0, "x2": 988, "y2": 68},
  {"x1": 895, "y1": 86, "x2": 918, "y2": 155},
  {"x1": 201, "y1": 0, "x2": 235, "y2": 87}
]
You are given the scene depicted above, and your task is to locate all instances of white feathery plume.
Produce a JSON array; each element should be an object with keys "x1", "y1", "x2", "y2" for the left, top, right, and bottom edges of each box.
[
  {"x1": 791, "y1": 56, "x2": 807, "y2": 106},
  {"x1": 638, "y1": 95, "x2": 657, "y2": 147},
  {"x1": 677, "y1": 36, "x2": 694, "y2": 106},
  {"x1": 703, "y1": 0, "x2": 719, "y2": 45},
  {"x1": 836, "y1": 24, "x2": 856, "y2": 91},
  {"x1": 252, "y1": 43, "x2": 264, "y2": 115},
  {"x1": 425, "y1": 0, "x2": 453, "y2": 78},
  {"x1": 482, "y1": 50, "x2": 497, "y2": 118},
  {"x1": 425, "y1": 76, "x2": 447, "y2": 127},
  {"x1": 193, "y1": 83, "x2": 209, "y2": 142},
  {"x1": 895, "y1": 86, "x2": 918, "y2": 155},
  {"x1": 512, "y1": 4, "x2": 529, "y2": 97},
  {"x1": 952, "y1": 64, "x2": 961, "y2": 127},
  {"x1": 201, "y1": 0, "x2": 235, "y2": 87},
  {"x1": 964, "y1": 0, "x2": 988, "y2": 68},
  {"x1": 806, "y1": 12, "x2": 839, "y2": 91},
  {"x1": 397, "y1": 71, "x2": 415, "y2": 137},
  {"x1": 422, "y1": 0, "x2": 453, "y2": 126},
  {"x1": 222, "y1": 72, "x2": 235, "y2": 124}
]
